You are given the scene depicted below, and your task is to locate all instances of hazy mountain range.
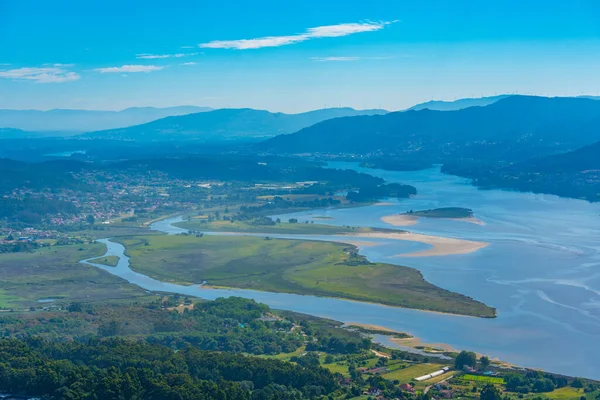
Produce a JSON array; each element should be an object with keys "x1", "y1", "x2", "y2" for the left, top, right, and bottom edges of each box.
[
  {"x1": 82, "y1": 107, "x2": 389, "y2": 141},
  {"x1": 406, "y1": 95, "x2": 510, "y2": 111},
  {"x1": 0, "y1": 106, "x2": 212, "y2": 132},
  {"x1": 262, "y1": 96, "x2": 600, "y2": 155}
]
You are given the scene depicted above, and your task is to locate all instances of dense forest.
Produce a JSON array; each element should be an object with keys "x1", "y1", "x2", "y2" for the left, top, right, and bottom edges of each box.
[
  {"x1": 0, "y1": 297, "x2": 377, "y2": 399},
  {"x1": 0, "y1": 338, "x2": 339, "y2": 399},
  {"x1": 347, "y1": 183, "x2": 417, "y2": 202}
]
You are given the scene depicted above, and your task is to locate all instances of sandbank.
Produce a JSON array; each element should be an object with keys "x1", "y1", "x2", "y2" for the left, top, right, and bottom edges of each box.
[
  {"x1": 343, "y1": 231, "x2": 489, "y2": 257},
  {"x1": 391, "y1": 336, "x2": 457, "y2": 353},
  {"x1": 345, "y1": 322, "x2": 401, "y2": 333},
  {"x1": 382, "y1": 214, "x2": 485, "y2": 227},
  {"x1": 381, "y1": 214, "x2": 419, "y2": 226}
]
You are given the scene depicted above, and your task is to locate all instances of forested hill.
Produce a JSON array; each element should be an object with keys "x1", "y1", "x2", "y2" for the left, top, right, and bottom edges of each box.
[
  {"x1": 260, "y1": 96, "x2": 600, "y2": 156},
  {"x1": 442, "y1": 141, "x2": 600, "y2": 202},
  {"x1": 82, "y1": 107, "x2": 388, "y2": 141},
  {"x1": 514, "y1": 140, "x2": 600, "y2": 173}
]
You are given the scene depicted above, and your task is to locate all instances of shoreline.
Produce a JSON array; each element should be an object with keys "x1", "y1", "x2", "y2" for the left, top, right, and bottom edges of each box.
[
  {"x1": 342, "y1": 231, "x2": 489, "y2": 257},
  {"x1": 348, "y1": 323, "x2": 505, "y2": 362}
]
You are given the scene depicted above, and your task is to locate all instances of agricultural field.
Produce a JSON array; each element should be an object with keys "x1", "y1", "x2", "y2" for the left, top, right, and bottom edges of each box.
[
  {"x1": 381, "y1": 363, "x2": 445, "y2": 382},
  {"x1": 116, "y1": 233, "x2": 495, "y2": 316},
  {"x1": 460, "y1": 373, "x2": 505, "y2": 384}
]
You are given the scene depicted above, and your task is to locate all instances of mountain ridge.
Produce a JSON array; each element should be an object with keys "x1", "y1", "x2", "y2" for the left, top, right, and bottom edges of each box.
[
  {"x1": 406, "y1": 95, "x2": 510, "y2": 111},
  {"x1": 81, "y1": 107, "x2": 389, "y2": 141},
  {"x1": 261, "y1": 96, "x2": 600, "y2": 156},
  {"x1": 0, "y1": 106, "x2": 213, "y2": 132}
]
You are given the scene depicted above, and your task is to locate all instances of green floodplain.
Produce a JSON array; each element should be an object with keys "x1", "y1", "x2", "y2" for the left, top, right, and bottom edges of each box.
[
  {"x1": 0, "y1": 243, "x2": 146, "y2": 309},
  {"x1": 177, "y1": 218, "x2": 377, "y2": 235},
  {"x1": 115, "y1": 232, "x2": 496, "y2": 318},
  {"x1": 87, "y1": 255, "x2": 120, "y2": 267}
]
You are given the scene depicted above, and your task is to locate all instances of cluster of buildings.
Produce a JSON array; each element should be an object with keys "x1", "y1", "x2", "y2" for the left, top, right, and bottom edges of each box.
[{"x1": 3, "y1": 170, "x2": 226, "y2": 228}]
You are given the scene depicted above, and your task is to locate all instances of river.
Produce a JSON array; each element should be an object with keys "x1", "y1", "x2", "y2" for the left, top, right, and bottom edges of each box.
[{"x1": 82, "y1": 162, "x2": 600, "y2": 379}]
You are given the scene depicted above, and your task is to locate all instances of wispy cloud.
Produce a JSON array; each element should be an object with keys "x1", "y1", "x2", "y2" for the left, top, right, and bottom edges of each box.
[
  {"x1": 0, "y1": 67, "x2": 80, "y2": 83},
  {"x1": 310, "y1": 57, "x2": 360, "y2": 62},
  {"x1": 309, "y1": 56, "x2": 395, "y2": 62},
  {"x1": 136, "y1": 52, "x2": 198, "y2": 59},
  {"x1": 181, "y1": 62, "x2": 197, "y2": 66},
  {"x1": 94, "y1": 65, "x2": 164, "y2": 73},
  {"x1": 199, "y1": 21, "x2": 396, "y2": 50},
  {"x1": 48, "y1": 63, "x2": 75, "y2": 67}
]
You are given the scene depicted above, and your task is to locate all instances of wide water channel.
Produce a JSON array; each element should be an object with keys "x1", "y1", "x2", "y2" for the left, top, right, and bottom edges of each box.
[{"x1": 82, "y1": 162, "x2": 600, "y2": 379}]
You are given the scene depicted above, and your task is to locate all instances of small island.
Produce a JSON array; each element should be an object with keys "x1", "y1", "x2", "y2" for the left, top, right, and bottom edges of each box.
[{"x1": 407, "y1": 207, "x2": 475, "y2": 219}]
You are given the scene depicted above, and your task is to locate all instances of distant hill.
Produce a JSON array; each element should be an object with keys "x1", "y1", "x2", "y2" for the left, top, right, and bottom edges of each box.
[
  {"x1": 514, "y1": 141, "x2": 600, "y2": 173},
  {"x1": 262, "y1": 96, "x2": 600, "y2": 156},
  {"x1": 442, "y1": 141, "x2": 600, "y2": 202},
  {"x1": 0, "y1": 128, "x2": 39, "y2": 139},
  {"x1": 0, "y1": 106, "x2": 212, "y2": 133},
  {"x1": 406, "y1": 95, "x2": 510, "y2": 111},
  {"x1": 0, "y1": 127, "x2": 82, "y2": 139},
  {"x1": 82, "y1": 107, "x2": 388, "y2": 141}
]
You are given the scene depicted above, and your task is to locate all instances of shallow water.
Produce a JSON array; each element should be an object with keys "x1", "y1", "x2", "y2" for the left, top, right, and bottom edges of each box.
[{"x1": 83, "y1": 163, "x2": 600, "y2": 379}]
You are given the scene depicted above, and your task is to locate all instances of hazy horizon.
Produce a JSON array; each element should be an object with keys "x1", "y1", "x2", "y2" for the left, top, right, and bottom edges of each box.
[{"x1": 2, "y1": 93, "x2": 600, "y2": 114}]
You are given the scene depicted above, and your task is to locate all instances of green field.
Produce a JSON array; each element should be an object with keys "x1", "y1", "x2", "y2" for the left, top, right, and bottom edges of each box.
[
  {"x1": 461, "y1": 374, "x2": 504, "y2": 384},
  {"x1": 117, "y1": 233, "x2": 495, "y2": 317},
  {"x1": 381, "y1": 363, "x2": 445, "y2": 382},
  {"x1": 0, "y1": 243, "x2": 147, "y2": 309},
  {"x1": 87, "y1": 255, "x2": 120, "y2": 267},
  {"x1": 542, "y1": 386, "x2": 586, "y2": 399}
]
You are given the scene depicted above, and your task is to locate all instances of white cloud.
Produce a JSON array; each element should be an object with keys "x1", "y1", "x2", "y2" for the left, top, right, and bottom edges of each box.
[
  {"x1": 199, "y1": 21, "x2": 396, "y2": 50},
  {"x1": 309, "y1": 56, "x2": 395, "y2": 62},
  {"x1": 0, "y1": 67, "x2": 80, "y2": 83},
  {"x1": 310, "y1": 57, "x2": 360, "y2": 62},
  {"x1": 94, "y1": 65, "x2": 164, "y2": 73},
  {"x1": 181, "y1": 62, "x2": 197, "y2": 66},
  {"x1": 50, "y1": 63, "x2": 75, "y2": 67},
  {"x1": 136, "y1": 52, "x2": 198, "y2": 59}
]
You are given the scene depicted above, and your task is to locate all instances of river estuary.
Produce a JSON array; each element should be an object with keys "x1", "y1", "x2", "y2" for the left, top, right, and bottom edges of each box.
[{"x1": 82, "y1": 162, "x2": 600, "y2": 379}]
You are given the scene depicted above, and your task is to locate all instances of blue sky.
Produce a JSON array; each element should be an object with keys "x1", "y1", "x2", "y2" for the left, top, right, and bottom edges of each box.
[{"x1": 1, "y1": 0, "x2": 600, "y2": 112}]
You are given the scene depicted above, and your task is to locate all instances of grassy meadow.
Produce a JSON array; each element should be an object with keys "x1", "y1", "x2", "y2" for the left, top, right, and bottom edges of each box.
[
  {"x1": 88, "y1": 255, "x2": 120, "y2": 267},
  {"x1": 116, "y1": 233, "x2": 495, "y2": 317},
  {"x1": 0, "y1": 243, "x2": 146, "y2": 309},
  {"x1": 176, "y1": 219, "x2": 372, "y2": 235}
]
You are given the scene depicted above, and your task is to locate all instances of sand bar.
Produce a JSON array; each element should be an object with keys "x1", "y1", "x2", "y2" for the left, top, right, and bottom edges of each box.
[
  {"x1": 391, "y1": 337, "x2": 457, "y2": 353},
  {"x1": 382, "y1": 214, "x2": 485, "y2": 227},
  {"x1": 381, "y1": 214, "x2": 419, "y2": 226},
  {"x1": 343, "y1": 231, "x2": 489, "y2": 257},
  {"x1": 345, "y1": 322, "x2": 401, "y2": 333}
]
